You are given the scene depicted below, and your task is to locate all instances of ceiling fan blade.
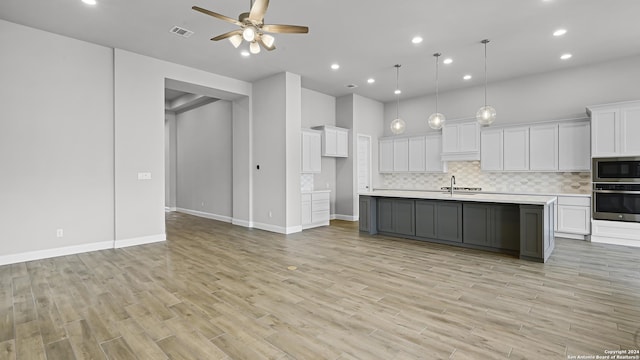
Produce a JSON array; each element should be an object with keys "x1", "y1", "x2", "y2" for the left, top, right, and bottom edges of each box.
[
  {"x1": 249, "y1": 0, "x2": 269, "y2": 23},
  {"x1": 192, "y1": 6, "x2": 242, "y2": 26},
  {"x1": 258, "y1": 37, "x2": 276, "y2": 51},
  {"x1": 211, "y1": 29, "x2": 242, "y2": 41},
  {"x1": 262, "y1": 24, "x2": 309, "y2": 34}
]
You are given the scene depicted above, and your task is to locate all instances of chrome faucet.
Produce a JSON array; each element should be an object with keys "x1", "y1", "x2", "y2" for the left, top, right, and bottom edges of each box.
[{"x1": 450, "y1": 175, "x2": 456, "y2": 196}]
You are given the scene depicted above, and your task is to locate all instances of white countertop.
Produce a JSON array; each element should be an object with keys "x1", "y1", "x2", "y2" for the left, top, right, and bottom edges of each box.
[
  {"x1": 372, "y1": 188, "x2": 590, "y2": 198},
  {"x1": 301, "y1": 189, "x2": 331, "y2": 194},
  {"x1": 360, "y1": 190, "x2": 557, "y2": 205}
]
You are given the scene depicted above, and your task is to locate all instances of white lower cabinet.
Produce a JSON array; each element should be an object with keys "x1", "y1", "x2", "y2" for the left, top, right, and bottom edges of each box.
[
  {"x1": 302, "y1": 191, "x2": 330, "y2": 229},
  {"x1": 554, "y1": 196, "x2": 591, "y2": 239}
]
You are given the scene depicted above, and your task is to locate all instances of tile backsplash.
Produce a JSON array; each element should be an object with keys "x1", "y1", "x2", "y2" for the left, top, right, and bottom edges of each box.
[
  {"x1": 381, "y1": 161, "x2": 591, "y2": 194},
  {"x1": 301, "y1": 174, "x2": 314, "y2": 192}
]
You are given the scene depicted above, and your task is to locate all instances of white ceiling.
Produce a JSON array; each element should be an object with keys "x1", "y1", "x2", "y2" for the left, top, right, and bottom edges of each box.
[{"x1": 2, "y1": 0, "x2": 639, "y2": 103}]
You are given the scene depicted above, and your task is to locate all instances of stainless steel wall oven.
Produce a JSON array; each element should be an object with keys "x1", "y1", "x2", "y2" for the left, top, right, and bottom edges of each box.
[{"x1": 593, "y1": 157, "x2": 640, "y2": 222}]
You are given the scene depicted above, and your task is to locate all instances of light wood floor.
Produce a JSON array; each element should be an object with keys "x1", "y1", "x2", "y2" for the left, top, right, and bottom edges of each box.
[{"x1": 1, "y1": 212, "x2": 639, "y2": 359}]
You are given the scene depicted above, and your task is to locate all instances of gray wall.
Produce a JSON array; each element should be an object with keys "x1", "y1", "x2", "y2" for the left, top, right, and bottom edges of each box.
[
  {"x1": 0, "y1": 20, "x2": 115, "y2": 260},
  {"x1": 301, "y1": 88, "x2": 337, "y2": 214},
  {"x1": 176, "y1": 101, "x2": 232, "y2": 219},
  {"x1": 164, "y1": 112, "x2": 177, "y2": 210},
  {"x1": 252, "y1": 72, "x2": 302, "y2": 233},
  {"x1": 383, "y1": 54, "x2": 640, "y2": 136}
]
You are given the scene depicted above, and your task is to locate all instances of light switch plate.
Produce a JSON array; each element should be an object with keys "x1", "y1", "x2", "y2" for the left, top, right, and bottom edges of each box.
[{"x1": 137, "y1": 172, "x2": 152, "y2": 180}]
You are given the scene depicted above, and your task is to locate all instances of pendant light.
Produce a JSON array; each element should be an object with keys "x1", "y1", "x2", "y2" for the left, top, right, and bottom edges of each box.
[
  {"x1": 476, "y1": 39, "x2": 496, "y2": 126},
  {"x1": 428, "y1": 53, "x2": 446, "y2": 130},
  {"x1": 390, "y1": 64, "x2": 406, "y2": 134}
]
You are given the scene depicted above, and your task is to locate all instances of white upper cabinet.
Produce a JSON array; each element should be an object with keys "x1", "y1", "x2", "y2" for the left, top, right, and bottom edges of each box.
[
  {"x1": 425, "y1": 134, "x2": 447, "y2": 173},
  {"x1": 589, "y1": 100, "x2": 640, "y2": 157},
  {"x1": 408, "y1": 136, "x2": 426, "y2": 172},
  {"x1": 503, "y1": 127, "x2": 529, "y2": 171},
  {"x1": 529, "y1": 124, "x2": 558, "y2": 171},
  {"x1": 480, "y1": 128, "x2": 503, "y2": 171},
  {"x1": 441, "y1": 121, "x2": 480, "y2": 161},
  {"x1": 301, "y1": 129, "x2": 321, "y2": 173},
  {"x1": 393, "y1": 138, "x2": 409, "y2": 172},
  {"x1": 379, "y1": 139, "x2": 394, "y2": 173},
  {"x1": 379, "y1": 134, "x2": 446, "y2": 174},
  {"x1": 559, "y1": 122, "x2": 591, "y2": 171},
  {"x1": 313, "y1": 125, "x2": 349, "y2": 157}
]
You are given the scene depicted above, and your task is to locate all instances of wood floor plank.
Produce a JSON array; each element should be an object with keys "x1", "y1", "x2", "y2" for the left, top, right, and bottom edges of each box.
[
  {"x1": 99, "y1": 337, "x2": 137, "y2": 360},
  {"x1": 15, "y1": 321, "x2": 45, "y2": 360},
  {"x1": 0, "y1": 340, "x2": 15, "y2": 360},
  {"x1": 65, "y1": 319, "x2": 107, "y2": 360},
  {"x1": 45, "y1": 339, "x2": 77, "y2": 360}
]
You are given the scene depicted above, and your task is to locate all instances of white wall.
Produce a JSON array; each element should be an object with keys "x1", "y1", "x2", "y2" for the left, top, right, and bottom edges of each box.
[
  {"x1": 301, "y1": 88, "x2": 337, "y2": 214},
  {"x1": 252, "y1": 72, "x2": 302, "y2": 233},
  {"x1": 114, "y1": 49, "x2": 251, "y2": 246},
  {"x1": 0, "y1": 20, "x2": 115, "y2": 263},
  {"x1": 383, "y1": 54, "x2": 640, "y2": 136},
  {"x1": 175, "y1": 101, "x2": 232, "y2": 220}
]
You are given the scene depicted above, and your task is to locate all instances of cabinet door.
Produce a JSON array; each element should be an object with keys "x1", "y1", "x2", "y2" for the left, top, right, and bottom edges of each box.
[
  {"x1": 559, "y1": 122, "x2": 591, "y2": 171},
  {"x1": 393, "y1": 138, "x2": 409, "y2": 172},
  {"x1": 519, "y1": 206, "x2": 543, "y2": 259},
  {"x1": 529, "y1": 124, "x2": 558, "y2": 171},
  {"x1": 394, "y1": 199, "x2": 415, "y2": 236},
  {"x1": 436, "y1": 202, "x2": 462, "y2": 243},
  {"x1": 503, "y1": 127, "x2": 530, "y2": 171},
  {"x1": 591, "y1": 109, "x2": 619, "y2": 157},
  {"x1": 359, "y1": 197, "x2": 371, "y2": 232},
  {"x1": 408, "y1": 136, "x2": 426, "y2": 172},
  {"x1": 459, "y1": 122, "x2": 480, "y2": 152},
  {"x1": 377, "y1": 199, "x2": 394, "y2": 232},
  {"x1": 336, "y1": 129, "x2": 349, "y2": 157},
  {"x1": 310, "y1": 132, "x2": 322, "y2": 172},
  {"x1": 301, "y1": 195, "x2": 312, "y2": 225},
  {"x1": 491, "y1": 205, "x2": 520, "y2": 250},
  {"x1": 557, "y1": 205, "x2": 590, "y2": 235},
  {"x1": 425, "y1": 135, "x2": 446, "y2": 172},
  {"x1": 379, "y1": 139, "x2": 394, "y2": 173},
  {"x1": 442, "y1": 124, "x2": 459, "y2": 153},
  {"x1": 301, "y1": 132, "x2": 312, "y2": 173},
  {"x1": 415, "y1": 200, "x2": 437, "y2": 238},
  {"x1": 621, "y1": 106, "x2": 640, "y2": 156},
  {"x1": 324, "y1": 128, "x2": 337, "y2": 156},
  {"x1": 462, "y1": 203, "x2": 491, "y2": 246},
  {"x1": 480, "y1": 129, "x2": 503, "y2": 171}
]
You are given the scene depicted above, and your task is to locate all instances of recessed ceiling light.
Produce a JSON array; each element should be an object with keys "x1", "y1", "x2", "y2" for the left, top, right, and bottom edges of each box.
[
  {"x1": 553, "y1": 29, "x2": 567, "y2": 37},
  {"x1": 331, "y1": 63, "x2": 340, "y2": 70},
  {"x1": 560, "y1": 53, "x2": 572, "y2": 60},
  {"x1": 394, "y1": 89, "x2": 401, "y2": 95},
  {"x1": 367, "y1": 78, "x2": 375, "y2": 84},
  {"x1": 463, "y1": 74, "x2": 472, "y2": 80},
  {"x1": 240, "y1": 50, "x2": 250, "y2": 57},
  {"x1": 443, "y1": 58, "x2": 453, "y2": 65},
  {"x1": 411, "y1": 36, "x2": 423, "y2": 44},
  {"x1": 82, "y1": 0, "x2": 97, "y2": 5}
]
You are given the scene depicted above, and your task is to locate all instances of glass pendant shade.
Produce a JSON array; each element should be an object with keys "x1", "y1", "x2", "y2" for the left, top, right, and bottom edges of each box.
[
  {"x1": 261, "y1": 34, "x2": 275, "y2": 48},
  {"x1": 229, "y1": 34, "x2": 243, "y2": 48},
  {"x1": 428, "y1": 112, "x2": 446, "y2": 130},
  {"x1": 242, "y1": 27, "x2": 256, "y2": 42},
  {"x1": 476, "y1": 105, "x2": 496, "y2": 126},
  {"x1": 249, "y1": 41, "x2": 261, "y2": 54},
  {"x1": 390, "y1": 118, "x2": 406, "y2": 134}
]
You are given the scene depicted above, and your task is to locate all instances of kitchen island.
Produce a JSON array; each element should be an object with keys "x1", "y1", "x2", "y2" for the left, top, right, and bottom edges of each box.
[{"x1": 359, "y1": 190, "x2": 557, "y2": 262}]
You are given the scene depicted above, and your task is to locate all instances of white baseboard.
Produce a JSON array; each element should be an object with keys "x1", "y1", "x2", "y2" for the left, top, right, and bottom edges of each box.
[
  {"x1": 115, "y1": 234, "x2": 166, "y2": 249},
  {"x1": 591, "y1": 219, "x2": 640, "y2": 247},
  {"x1": 0, "y1": 240, "x2": 114, "y2": 266},
  {"x1": 302, "y1": 221, "x2": 330, "y2": 230},
  {"x1": 165, "y1": 207, "x2": 177, "y2": 212},
  {"x1": 252, "y1": 222, "x2": 302, "y2": 234},
  {"x1": 333, "y1": 214, "x2": 358, "y2": 221},
  {"x1": 591, "y1": 236, "x2": 640, "y2": 247},
  {"x1": 554, "y1": 232, "x2": 588, "y2": 241},
  {"x1": 232, "y1": 218, "x2": 253, "y2": 228},
  {"x1": 176, "y1": 208, "x2": 232, "y2": 223}
]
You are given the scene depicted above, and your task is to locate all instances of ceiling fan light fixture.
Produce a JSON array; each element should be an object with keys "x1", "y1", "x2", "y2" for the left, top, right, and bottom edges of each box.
[
  {"x1": 243, "y1": 27, "x2": 256, "y2": 42},
  {"x1": 261, "y1": 33, "x2": 275, "y2": 48},
  {"x1": 229, "y1": 34, "x2": 243, "y2": 48},
  {"x1": 250, "y1": 41, "x2": 261, "y2": 54}
]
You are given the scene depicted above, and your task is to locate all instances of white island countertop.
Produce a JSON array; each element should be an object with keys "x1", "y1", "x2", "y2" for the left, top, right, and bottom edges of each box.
[{"x1": 360, "y1": 190, "x2": 557, "y2": 206}]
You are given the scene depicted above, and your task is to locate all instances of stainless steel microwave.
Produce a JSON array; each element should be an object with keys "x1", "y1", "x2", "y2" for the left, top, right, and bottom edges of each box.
[{"x1": 592, "y1": 157, "x2": 640, "y2": 182}]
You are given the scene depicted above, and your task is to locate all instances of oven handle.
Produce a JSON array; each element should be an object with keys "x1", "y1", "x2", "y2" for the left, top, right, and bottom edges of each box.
[{"x1": 593, "y1": 189, "x2": 640, "y2": 194}]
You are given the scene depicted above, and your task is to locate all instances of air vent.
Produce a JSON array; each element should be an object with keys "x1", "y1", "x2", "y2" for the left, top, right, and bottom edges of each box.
[
  {"x1": 346, "y1": 84, "x2": 358, "y2": 88},
  {"x1": 170, "y1": 26, "x2": 194, "y2": 38}
]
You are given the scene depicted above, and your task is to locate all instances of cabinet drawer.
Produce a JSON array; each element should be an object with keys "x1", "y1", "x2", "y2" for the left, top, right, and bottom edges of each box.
[
  {"x1": 312, "y1": 210, "x2": 330, "y2": 223},
  {"x1": 557, "y1": 196, "x2": 590, "y2": 207},
  {"x1": 312, "y1": 192, "x2": 330, "y2": 201},
  {"x1": 312, "y1": 199, "x2": 330, "y2": 211}
]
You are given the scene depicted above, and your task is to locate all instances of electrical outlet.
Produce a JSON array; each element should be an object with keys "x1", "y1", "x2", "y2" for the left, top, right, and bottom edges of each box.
[
  {"x1": 56, "y1": 229, "x2": 63, "y2": 238},
  {"x1": 268, "y1": 210, "x2": 273, "y2": 218}
]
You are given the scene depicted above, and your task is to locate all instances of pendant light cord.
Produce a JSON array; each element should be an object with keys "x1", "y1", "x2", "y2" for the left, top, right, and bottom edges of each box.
[
  {"x1": 434, "y1": 54, "x2": 440, "y2": 114},
  {"x1": 483, "y1": 40, "x2": 489, "y2": 107},
  {"x1": 395, "y1": 64, "x2": 400, "y2": 119}
]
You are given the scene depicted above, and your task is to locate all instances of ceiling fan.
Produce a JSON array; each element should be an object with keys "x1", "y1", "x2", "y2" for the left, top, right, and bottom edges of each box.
[{"x1": 192, "y1": 0, "x2": 309, "y2": 54}]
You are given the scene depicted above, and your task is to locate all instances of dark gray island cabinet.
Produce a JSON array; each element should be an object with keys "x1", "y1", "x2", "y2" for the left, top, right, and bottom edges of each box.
[{"x1": 359, "y1": 191, "x2": 556, "y2": 262}]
